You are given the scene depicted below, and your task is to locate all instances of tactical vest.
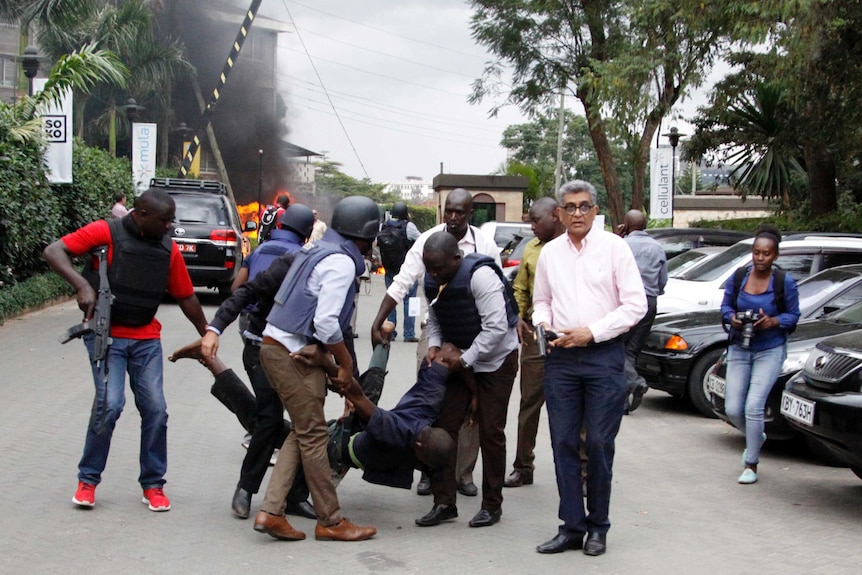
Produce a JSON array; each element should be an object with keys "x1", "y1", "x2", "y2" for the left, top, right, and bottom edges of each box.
[
  {"x1": 424, "y1": 253, "x2": 519, "y2": 350},
  {"x1": 84, "y1": 216, "x2": 172, "y2": 327},
  {"x1": 265, "y1": 228, "x2": 366, "y2": 341},
  {"x1": 247, "y1": 229, "x2": 303, "y2": 280}
]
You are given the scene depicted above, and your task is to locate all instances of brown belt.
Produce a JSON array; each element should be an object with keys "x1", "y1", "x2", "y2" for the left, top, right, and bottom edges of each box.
[{"x1": 262, "y1": 336, "x2": 281, "y2": 347}]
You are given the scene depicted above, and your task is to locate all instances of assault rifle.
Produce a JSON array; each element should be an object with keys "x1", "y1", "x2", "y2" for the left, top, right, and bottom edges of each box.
[{"x1": 59, "y1": 246, "x2": 113, "y2": 433}]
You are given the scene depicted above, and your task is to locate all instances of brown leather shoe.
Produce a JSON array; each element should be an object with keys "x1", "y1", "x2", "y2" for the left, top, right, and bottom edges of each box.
[
  {"x1": 503, "y1": 469, "x2": 534, "y2": 488},
  {"x1": 315, "y1": 518, "x2": 377, "y2": 541},
  {"x1": 253, "y1": 511, "x2": 306, "y2": 541}
]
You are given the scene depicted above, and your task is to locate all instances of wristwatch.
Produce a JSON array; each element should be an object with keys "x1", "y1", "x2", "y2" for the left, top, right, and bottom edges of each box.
[{"x1": 460, "y1": 357, "x2": 471, "y2": 370}]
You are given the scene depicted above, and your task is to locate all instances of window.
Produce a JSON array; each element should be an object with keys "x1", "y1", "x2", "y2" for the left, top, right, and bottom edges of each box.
[{"x1": 1, "y1": 56, "x2": 16, "y2": 88}]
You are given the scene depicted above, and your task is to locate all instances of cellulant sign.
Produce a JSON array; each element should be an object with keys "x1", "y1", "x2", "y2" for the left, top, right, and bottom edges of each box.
[
  {"x1": 33, "y1": 78, "x2": 73, "y2": 184},
  {"x1": 650, "y1": 146, "x2": 674, "y2": 221},
  {"x1": 132, "y1": 123, "x2": 158, "y2": 195}
]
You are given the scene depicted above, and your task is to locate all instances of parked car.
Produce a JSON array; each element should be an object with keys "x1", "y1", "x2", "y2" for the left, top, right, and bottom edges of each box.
[
  {"x1": 151, "y1": 178, "x2": 256, "y2": 296},
  {"x1": 637, "y1": 264, "x2": 862, "y2": 417},
  {"x1": 658, "y1": 236, "x2": 862, "y2": 315},
  {"x1": 479, "y1": 221, "x2": 532, "y2": 252},
  {"x1": 708, "y1": 298, "x2": 862, "y2": 446},
  {"x1": 783, "y1": 328, "x2": 862, "y2": 479},
  {"x1": 667, "y1": 246, "x2": 728, "y2": 278},
  {"x1": 500, "y1": 229, "x2": 535, "y2": 268},
  {"x1": 646, "y1": 228, "x2": 752, "y2": 260}
]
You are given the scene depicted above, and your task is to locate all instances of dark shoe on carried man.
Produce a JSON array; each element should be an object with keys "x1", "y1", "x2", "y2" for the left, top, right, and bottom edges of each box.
[
  {"x1": 231, "y1": 486, "x2": 252, "y2": 519},
  {"x1": 168, "y1": 338, "x2": 203, "y2": 362},
  {"x1": 457, "y1": 480, "x2": 478, "y2": 497},
  {"x1": 285, "y1": 499, "x2": 317, "y2": 520},
  {"x1": 416, "y1": 472, "x2": 432, "y2": 496},
  {"x1": 583, "y1": 532, "x2": 607, "y2": 556},
  {"x1": 253, "y1": 511, "x2": 306, "y2": 541},
  {"x1": 628, "y1": 382, "x2": 649, "y2": 414},
  {"x1": 503, "y1": 469, "x2": 534, "y2": 488},
  {"x1": 415, "y1": 503, "x2": 458, "y2": 527},
  {"x1": 468, "y1": 508, "x2": 501, "y2": 528},
  {"x1": 314, "y1": 518, "x2": 377, "y2": 541},
  {"x1": 536, "y1": 533, "x2": 585, "y2": 554}
]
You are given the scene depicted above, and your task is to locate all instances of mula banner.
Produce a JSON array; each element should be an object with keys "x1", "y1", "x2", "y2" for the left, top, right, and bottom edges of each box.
[
  {"x1": 650, "y1": 146, "x2": 674, "y2": 222},
  {"x1": 132, "y1": 123, "x2": 158, "y2": 195},
  {"x1": 33, "y1": 78, "x2": 73, "y2": 184}
]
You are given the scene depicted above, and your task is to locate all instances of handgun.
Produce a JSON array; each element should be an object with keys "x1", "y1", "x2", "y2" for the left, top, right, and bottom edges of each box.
[{"x1": 536, "y1": 324, "x2": 559, "y2": 357}]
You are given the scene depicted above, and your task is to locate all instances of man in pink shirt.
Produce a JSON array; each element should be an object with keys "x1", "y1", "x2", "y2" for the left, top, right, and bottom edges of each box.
[{"x1": 532, "y1": 180, "x2": 646, "y2": 557}]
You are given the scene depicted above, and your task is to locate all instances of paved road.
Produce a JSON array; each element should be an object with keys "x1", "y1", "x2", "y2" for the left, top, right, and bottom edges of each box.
[{"x1": 2, "y1": 274, "x2": 862, "y2": 574}]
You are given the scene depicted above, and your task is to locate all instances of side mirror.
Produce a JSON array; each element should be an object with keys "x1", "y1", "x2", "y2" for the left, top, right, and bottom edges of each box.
[{"x1": 244, "y1": 221, "x2": 258, "y2": 232}]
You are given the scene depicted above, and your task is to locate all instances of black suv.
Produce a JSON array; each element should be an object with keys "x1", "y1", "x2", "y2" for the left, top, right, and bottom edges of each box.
[
  {"x1": 783, "y1": 329, "x2": 862, "y2": 480},
  {"x1": 150, "y1": 178, "x2": 255, "y2": 295}
]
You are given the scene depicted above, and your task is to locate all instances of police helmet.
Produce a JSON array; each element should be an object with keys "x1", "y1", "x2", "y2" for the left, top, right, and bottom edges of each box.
[
  {"x1": 331, "y1": 196, "x2": 380, "y2": 240},
  {"x1": 278, "y1": 204, "x2": 315, "y2": 238},
  {"x1": 391, "y1": 201, "x2": 409, "y2": 220}
]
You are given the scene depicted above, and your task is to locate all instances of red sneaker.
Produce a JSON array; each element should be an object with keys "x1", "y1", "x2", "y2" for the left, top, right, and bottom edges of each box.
[
  {"x1": 72, "y1": 481, "x2": 96, "y2": 508},
  {"x1": 142, "y1": 487, "x2": 171, "y2": 512}
]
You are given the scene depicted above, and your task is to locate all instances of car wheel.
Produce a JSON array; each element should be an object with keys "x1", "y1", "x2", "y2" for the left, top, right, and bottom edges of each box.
[
  {"x1": 851, "y1": 466, "x2": 862, "y2": 481},
  {"x1": 803, "y1": 435, "x2": 848, "y2": 467},
  {"x1": 687, "y1": 348, "x2": 723, "y2": 419}
]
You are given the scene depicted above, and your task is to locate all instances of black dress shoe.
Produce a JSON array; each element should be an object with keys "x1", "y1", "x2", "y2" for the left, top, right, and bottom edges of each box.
[
  {"x1": 285, "y1": 499, "x2": 317, "y2": 520},
  {"x1": 468, "y1": 508, "x2": 501, "y2": 528},
  {"x1": 416, "y1": 473, "x2": 432, "y2": 496},
  {"x1": 628, "y1": 383, "x2": 649, "y2": 413},
  {"x1": 231, "y1": 486, "x2": 252, "y2": 519},
  {"x1": 536, "y1": 533, "x2": 584, "y2": 554},
  {"x1": 457, "y1": 481, "x2": 478, "y2": 497},
  {"x1": 583, "y1": 532, "x2": 607, "y2": 556},
  {"x1": 504, "y1": 469, "x2": 534, "y2": 488},
  {"x1": 415, "y1": 503, "x2": 458, "y2": 527}
]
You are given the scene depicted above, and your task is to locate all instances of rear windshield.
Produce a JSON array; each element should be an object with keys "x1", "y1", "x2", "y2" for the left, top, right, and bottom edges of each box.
[
  {"x1": 675, "y1": 242, "x2": 751, "y2": 281},
  {"x1": 172, "y1": 195, "x2": 230, "y2": 226}
]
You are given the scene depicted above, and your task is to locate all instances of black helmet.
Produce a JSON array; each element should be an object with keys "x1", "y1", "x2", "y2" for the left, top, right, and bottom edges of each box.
[
  {"x1": 331, "y1": 196, "x2": 380, "y2": 240},
  {"x1": 278, "y1": 204, "x2": 315, "y2": 238},
  {"x1": 391, "y1": 201, "x2": 409, "y2": 220}
]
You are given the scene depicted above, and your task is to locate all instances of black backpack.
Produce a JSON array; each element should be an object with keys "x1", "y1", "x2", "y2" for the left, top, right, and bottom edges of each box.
[
  {"x1": 258, "y1": 205, "x2": 280, "y2": 243},
  {"x1": 724, "y1": 266, "x2": 794, "y2": 333},
  {"x1": 377, "y1": 219, "x2": 410, "y2": 274}
]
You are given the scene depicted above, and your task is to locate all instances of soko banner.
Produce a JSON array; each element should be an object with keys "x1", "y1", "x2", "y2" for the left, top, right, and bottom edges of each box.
[
  {"x1": 132, "y1": 123, "x2": 158, "y2": 195},
  {"x1": 650, "y1": 146, "x2": 674, "y2": 221},
  {"x1": 33, "y1": 78, "x2": 73, "y2": 184}
]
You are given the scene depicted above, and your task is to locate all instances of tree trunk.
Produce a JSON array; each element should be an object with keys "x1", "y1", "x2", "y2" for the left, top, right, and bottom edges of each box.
[
  {"x1": 581, "y1": 99, "x2": 624, "y2": 226},
  {"x1": 804, "y1": 143, "x2": 837, "y2": 217},
  {"x1": 108, "y1": 107, "x2": 117, "y2": 158}
]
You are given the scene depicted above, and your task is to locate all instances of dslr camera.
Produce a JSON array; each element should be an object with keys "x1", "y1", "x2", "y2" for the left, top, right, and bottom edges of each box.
[
  {"x1": 536, "y1": 324, "x2": 559, "y2": 357},
  {"x1": 734, "y1": 310, "x2": 761, "y2": 349}
]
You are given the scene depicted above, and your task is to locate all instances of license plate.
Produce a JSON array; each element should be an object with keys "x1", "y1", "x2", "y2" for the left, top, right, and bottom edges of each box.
[
  {"x1": 177, "y1": 243, "x2": 196, "y2": 253},
  {"x1": 706, "y1": 373, "x2": 725, "y2": 398},
  {"x1": 780, "y1": 391, "x2": 815, "y2": 426}
]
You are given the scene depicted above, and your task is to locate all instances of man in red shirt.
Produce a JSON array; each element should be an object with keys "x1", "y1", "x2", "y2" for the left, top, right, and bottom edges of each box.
[{"x1": 44, "y1": 188, "x2": 208, "y2": 512}]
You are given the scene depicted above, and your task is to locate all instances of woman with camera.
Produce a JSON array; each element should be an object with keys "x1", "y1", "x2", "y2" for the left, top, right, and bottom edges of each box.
[{"x1": 720, "y1": 224, "x2": 800, "y2": 484}]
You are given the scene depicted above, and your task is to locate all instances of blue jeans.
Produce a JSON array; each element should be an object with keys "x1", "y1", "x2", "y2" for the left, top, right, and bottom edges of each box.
[
  {"x1": 78, "y1": 336, "x2": 168, "y2": 488},
  {"x1": 384, "y1": 272, "x2": 417, "y2": 339},
  {"x1": 544, "y1": 342, "x2": 627, "y2": 536},
  {"x1": 724, "y1": 344, "x2": 786, "y2": 466}
]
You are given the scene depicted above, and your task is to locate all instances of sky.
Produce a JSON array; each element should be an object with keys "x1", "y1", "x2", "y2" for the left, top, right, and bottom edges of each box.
[{"x1": 260, "y1": 0, "x2": 711, "y2": 184}]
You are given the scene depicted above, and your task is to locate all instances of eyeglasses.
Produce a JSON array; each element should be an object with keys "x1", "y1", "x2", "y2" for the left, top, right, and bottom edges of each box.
[{"x1": 562, "y1": 203, "x2": 595, "y2": 215}]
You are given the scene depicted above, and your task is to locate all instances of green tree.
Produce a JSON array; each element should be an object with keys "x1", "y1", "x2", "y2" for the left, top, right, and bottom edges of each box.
[
  {"x1": 314, "y1": 160, "x2": 393, "y2": 203},
  {"x1": 468, "y1": 0, "x2": 768, "y2": 226}
]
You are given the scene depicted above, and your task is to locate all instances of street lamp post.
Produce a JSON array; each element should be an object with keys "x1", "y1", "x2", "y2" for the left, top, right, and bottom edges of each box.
[
  {"x1": 258, "y1": 149, "x2": 264, "y2": 223},
  {"x1": 22, "y1": 46, "x2": 39, "y2": 96},
  {"x1": 125, "y1": 98, "x2": 144, "y2": 123},
  {"x1": 662, "y1": 126, "x2": 686, "y2": 227}
]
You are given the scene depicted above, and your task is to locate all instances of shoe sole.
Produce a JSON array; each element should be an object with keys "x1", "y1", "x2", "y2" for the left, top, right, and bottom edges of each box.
[
  {"x1": 72, "y1": 497, "x2": 94, "y2": 508},
  {"x1": 142, "y1": 497, "x2": 171, "y2": 512},
  {"x1": 255, "y1": 524, "x2": 305, "y2": 540}
]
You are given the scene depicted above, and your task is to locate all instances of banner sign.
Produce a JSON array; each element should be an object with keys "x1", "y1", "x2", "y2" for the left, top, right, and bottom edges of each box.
[
  {"x1": 650, "y1": 147, "x2": 674, "y2": 221},
  {"x1": 33, "y1": 78, "x2": 73, "y2": 184},
  {"x1": 132, "y1": 123, "x2": 158, "y2": 194}
]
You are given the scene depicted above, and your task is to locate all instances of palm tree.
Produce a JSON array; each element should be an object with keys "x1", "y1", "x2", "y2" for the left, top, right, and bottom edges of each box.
[{"x1": 7, "y1": 42, "x2": 127, "y2": 142}]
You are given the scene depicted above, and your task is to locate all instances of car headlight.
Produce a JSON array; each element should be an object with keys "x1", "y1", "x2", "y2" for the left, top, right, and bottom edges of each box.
[
  {"x1": 664, "y1": 334, "x2": 689, "y2": 351},
  {"x1": 781, "y1": 350, "x2": 810, "y2": 375}
]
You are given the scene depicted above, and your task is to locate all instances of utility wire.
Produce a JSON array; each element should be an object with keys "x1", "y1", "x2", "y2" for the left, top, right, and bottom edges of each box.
[{"x1": 281, "y1": 0, "x2": 370, "y2": 179}]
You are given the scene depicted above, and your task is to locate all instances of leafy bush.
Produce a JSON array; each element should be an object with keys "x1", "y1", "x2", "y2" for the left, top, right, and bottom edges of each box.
[
  {"x1": 0, "y1": 270, "x2": 75, "y2": 324},
  {"x1": 382, "y1": 203, "x2": 436, "y2": 232},
  {"x1": 0, "y1": 106, "x2": 60, "y2": 286},
  {"x1": 59, "y1": 138, "x2": 134, "y2": 234}
]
